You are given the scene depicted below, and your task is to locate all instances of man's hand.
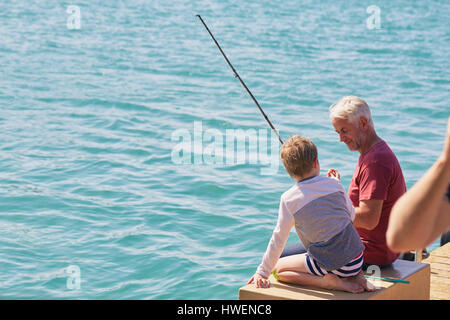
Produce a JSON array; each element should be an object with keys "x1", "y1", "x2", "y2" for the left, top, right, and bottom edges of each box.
[
  {"x1": 328, "y1": 168, "x2": 341, "y2": 180},
  {"x1": 247, "y1": 273, "x2": 270, "y2": 288}
]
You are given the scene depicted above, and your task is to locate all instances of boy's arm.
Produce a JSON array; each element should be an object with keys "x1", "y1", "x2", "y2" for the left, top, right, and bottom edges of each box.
[
  {"x1": 345, "y1": 191, "x2": 356, "y2": 221},
  {"x1": 255, "y1": 198, "x2": 294, "y2": 279},
  {"x1": 334, "y1": 169, "x2": 356, "y2": 222}
]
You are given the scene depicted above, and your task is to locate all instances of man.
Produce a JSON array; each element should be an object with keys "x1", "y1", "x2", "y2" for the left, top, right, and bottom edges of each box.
[{"x1": 329, "y1": 96, "x2": 406, "y2": 267}]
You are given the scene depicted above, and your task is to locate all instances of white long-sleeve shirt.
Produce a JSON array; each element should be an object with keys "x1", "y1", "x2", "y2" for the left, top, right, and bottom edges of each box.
[{"x1": 256, "y1": 175, "x2": 359, "y2": 278}]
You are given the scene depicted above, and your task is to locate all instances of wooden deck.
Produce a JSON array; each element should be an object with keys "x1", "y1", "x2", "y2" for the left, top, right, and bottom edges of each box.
[
  {"x1": 239, "y1": 243, "x2": 449, "y2": 300},
  {"x1": 423, "y1": 242, "x2": 450, "y2": 300},
  {"x1": 239, "y1": 259, "x2": 430, "y2": 300}
]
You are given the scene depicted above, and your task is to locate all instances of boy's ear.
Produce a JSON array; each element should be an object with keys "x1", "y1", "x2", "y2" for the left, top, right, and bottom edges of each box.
[{"x1": 314, "y1": 158, "x2": 319, "y2": 168}]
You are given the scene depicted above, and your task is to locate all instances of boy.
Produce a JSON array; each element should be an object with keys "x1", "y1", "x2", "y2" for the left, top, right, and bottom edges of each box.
[{"x1": 247, "y1": 136, "x2": 375, "y2": 293}]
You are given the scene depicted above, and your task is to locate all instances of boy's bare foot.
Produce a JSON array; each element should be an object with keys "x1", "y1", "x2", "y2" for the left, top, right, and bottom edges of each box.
[
  {"x1": 322, "y1": 273, "x2": 364, "y2": 293},
  {"x1": 353, "y1": 271, "x2": 377, "y2": 291}
]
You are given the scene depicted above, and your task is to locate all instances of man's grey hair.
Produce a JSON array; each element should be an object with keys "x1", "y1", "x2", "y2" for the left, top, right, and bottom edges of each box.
[{"x1": 329, "y1": 96, "x2": 374, "y2": 126}]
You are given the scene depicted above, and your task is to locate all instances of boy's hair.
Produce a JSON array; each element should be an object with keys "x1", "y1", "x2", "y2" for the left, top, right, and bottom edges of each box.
[{"x1": 280, "y1": 135, "x2": 318, "y2": 179}]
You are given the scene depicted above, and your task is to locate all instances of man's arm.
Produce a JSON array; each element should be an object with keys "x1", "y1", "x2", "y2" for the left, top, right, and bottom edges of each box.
[
  {"x1": 386, "y1": 117, "x2": 450, "y2": 252},
  {"x1": 353, "y1": 199, "x2": 384, "y2": 230},
  {"x1": 426, "y1": 196, "x2": 450, "y2": 245},
  {"x1": 386, "y1": 159, "x2": 450, "y2": 252}
]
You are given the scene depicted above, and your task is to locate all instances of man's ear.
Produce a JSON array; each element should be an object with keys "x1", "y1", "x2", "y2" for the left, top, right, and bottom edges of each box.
[{"x1": 359, "y1": 117, "x2": 369, "y2": 130}]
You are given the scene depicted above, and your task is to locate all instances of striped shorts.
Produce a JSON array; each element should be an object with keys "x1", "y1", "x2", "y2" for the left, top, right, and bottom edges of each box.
[{"x1": 305, "y1": 251, "x2": 364, "y2": 278}]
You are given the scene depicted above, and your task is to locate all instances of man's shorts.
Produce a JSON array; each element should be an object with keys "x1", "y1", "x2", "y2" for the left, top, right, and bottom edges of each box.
[{"x1": 305, "y1": 251, "x2": 364, "y2": 278}]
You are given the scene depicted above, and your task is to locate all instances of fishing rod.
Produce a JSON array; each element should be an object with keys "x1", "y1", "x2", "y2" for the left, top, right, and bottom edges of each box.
[{"x1": 196, "y1": 14, "x2": 284, "y2": 145}]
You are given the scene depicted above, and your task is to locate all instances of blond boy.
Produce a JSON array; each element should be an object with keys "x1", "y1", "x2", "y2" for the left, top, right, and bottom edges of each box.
[{"x1": 248, "y1": 136, "x2": 374, "y2": 293}]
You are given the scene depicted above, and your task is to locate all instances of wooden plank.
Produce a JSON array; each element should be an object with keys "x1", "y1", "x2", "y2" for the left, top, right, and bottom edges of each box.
[
  {"x1": 239, "y1": 243, "x2": 450, "y2": 300},
  {"x1": 423, "y1": 242, "x2": 450, "y2": 300},
  {"x1": 239, "y1": 259, "x2": 430, "y2": 300}
]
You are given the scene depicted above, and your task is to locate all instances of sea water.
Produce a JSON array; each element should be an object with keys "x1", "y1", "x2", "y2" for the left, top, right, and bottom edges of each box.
[{"x1": 0, "y1": 0, "x2": 448, "y2": 299}]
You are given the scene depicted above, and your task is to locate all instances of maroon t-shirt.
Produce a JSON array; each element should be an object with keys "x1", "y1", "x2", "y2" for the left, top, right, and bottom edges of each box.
[{"x1": 348, "y1": 140, "x2": 406, "y2": 266}]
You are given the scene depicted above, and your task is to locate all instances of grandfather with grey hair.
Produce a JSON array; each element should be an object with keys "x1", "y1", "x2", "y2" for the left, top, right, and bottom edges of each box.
[
  {"x1": 281, "y1": 96, "x2": 406, "y2": 268},
  {"x1": 329, "y1": 96, "x2": 406, "y2": 267}
]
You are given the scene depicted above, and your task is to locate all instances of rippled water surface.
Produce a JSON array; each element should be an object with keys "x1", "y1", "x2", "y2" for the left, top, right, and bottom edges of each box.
[{"x1": 0, "y1": 0, "x2": 449, "y2": 299}]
